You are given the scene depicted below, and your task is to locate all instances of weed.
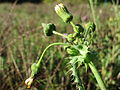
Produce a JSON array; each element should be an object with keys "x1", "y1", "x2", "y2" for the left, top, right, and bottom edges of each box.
[{"x1": 25, "y1": 3, "x2": 107, "y2": 90}]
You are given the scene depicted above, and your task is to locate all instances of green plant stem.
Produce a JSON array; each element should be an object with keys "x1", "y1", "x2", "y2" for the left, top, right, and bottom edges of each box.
[
  {"x1": 84, "y1": 28, "x2": 89, "y2": 41},
  {"x1": 53, "y1": 31, "x2": 68, "y2": 38},
  {"x1": 89, "y1": 0, "x2": 96, "y2": 23},
  {"x1": 89, "y1": 0, "x2": 97, "y2": 30},
  {"x1": 70, "y1": 21, "x2": 78, "y2": 32},
  {"x1": 88, "y1": 61, "x2": 107, "y2": 90},
  {"x1": 37, "y1": 42, "x2": 68, "y2": 67},
  {"x1": 70, "y1": 21, "x2": 76, "y2": 28}
]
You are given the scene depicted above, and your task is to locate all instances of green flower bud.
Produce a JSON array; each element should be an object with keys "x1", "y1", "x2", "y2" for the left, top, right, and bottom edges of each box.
[
  {"x1": 66, "y1": 47, "x2": 79, "y2": 56},
  {"x1": 73, "y1": 24, "x2": 84, "y2": 33},
  {"x1": 67, "y1": 34, "x2": 75, "y2": 42},
  {"x1": 42, "y1": 23, "x2": 56, "y2": 36},
  {"x1": 85, "y1": 22, "x2": 96, "y2": 32},
  {"x1": 31, "y1": 63, "x2": 39, "y2": 77},
  {"x1": 55, "y1": 3, "x2": 73, "y2": 23}
]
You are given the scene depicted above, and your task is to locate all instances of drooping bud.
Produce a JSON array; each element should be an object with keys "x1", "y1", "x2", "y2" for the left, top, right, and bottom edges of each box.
[
  {"x1": 85, "y1": 22, "x2": 96, "y2": 32},
  {"x1": 42, "y1": 23, "x2": 56, "y2": 36},
  {"x1": 31, "y1": 63, "x2": 39, "y2": 77},
  {"x1": 55, "y1": 3, "x2": 73, "y2": 23},
  {"x1": 66, "y1": 47, "x2": 79, "y2": 56},
  {"x1": 73, "y1": 24, "x2": 84, "y2": 33}
]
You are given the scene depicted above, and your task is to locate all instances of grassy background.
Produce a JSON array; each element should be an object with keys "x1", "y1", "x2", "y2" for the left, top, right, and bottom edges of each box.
[{"x1": 0, "y1": 1, "x2": 120, "y2": 90}]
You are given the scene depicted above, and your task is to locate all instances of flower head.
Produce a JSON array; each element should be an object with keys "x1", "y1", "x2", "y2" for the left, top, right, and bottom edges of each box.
[
  {"x1": 55, "y1": 3, "x2": 73, "y2": 23},
  {"x1": 42, "y1": 23, "x2": 56, "y2": 36},
  {"x1": 25, "y1": 77, "x2": 34, "y2": 88}
]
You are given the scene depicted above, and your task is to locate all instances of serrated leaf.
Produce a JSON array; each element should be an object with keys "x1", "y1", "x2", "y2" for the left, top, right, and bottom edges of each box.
[{"x1": 69, "y1": 57, "x2": 78, "y2": 64}]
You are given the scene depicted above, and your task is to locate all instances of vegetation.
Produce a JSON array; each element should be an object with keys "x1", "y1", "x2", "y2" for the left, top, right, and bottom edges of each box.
[{"x1": 0, "y1": 0, "x2": 120, "y2": 90}]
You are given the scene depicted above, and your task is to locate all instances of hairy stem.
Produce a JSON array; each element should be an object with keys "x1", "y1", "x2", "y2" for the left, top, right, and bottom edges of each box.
[{"x1": 88, "y1": 61, "x2": 107, "y2": 90}]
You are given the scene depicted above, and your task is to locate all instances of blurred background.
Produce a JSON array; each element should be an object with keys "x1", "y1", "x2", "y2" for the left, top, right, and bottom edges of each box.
[{"x1": 0, "y1": 0, "x2": 120, "y2": 90}]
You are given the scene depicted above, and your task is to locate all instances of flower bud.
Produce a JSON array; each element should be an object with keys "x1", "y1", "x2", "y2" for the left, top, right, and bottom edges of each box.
[
  {"x1": 55, "y1": 3, "x2": 73, "y2": 23},
  {"x1": 42, "y1": 23, "x2": 56, "y2": 36},
  {"x1": 31, "y1": 63, "x2": 39, "y2": 77},
  {"x1": 67, "y1": 34, "x2": 75, "y2": 42},
  {"x1": 73, "y1": 24, "x2": 84, "y2": 33},
  {"x1": 66, "y1": 47, "x2": 79, "y2": 56},
  {"x1": 85, "y1": 22, "x2": 96, "y2": 32}
]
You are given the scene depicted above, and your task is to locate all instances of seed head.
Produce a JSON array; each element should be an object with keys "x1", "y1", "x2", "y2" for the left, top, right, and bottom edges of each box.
[
  {"x1": 25, "y1": 77, "x2": 34, "y2": 88},
  {"x1": 42, "y1": 23, "x2": 56, "y2": 36},
  {"x1": 55, "y1": 3, "x2": 73, "y2": 23}
]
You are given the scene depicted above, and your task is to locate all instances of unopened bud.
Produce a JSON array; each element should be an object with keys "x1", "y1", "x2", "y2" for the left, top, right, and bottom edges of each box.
[
  {"x1": 85, "y1": 22, "x2": 96, "y2": 32},
  {"x1": 66, "y1": 47, "x2": 79, "y2": 56},
  {"x1": 73, "y1": 24, "x2": 84, "y2": 33},
  {"x1": 31, "y1": 63, "x2": 39, "y2": 77},
  {"x1": 55, "y1": 3, "x2": 73, "y2": 23},
  {"x1": 42, "y1": 23, "x2": 56, "y2": 36},
  {"x1": 67, "y1": 34, "x2": 75, "y2": 42}
]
